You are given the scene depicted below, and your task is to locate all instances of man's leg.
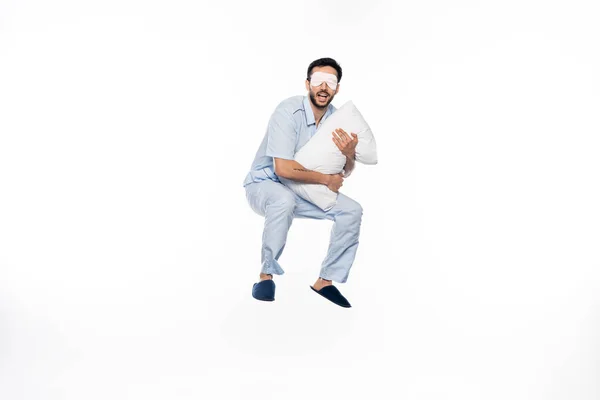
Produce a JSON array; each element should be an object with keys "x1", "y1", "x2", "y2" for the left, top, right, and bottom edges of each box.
[
  {"x1": 294, "y1": 193, "x2": 363, "y2": 285},
  {"x1": 245, "y1": 179, "x2": 298, "y2": 279}
]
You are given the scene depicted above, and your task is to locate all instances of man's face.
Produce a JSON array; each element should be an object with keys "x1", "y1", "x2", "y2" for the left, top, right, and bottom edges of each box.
[{"x1": 305, "y1": 66, "x2": 340, "y2": 110}]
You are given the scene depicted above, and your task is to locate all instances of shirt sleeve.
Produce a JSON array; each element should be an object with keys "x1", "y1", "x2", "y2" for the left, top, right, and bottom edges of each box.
[{"x1": 265, "y1": 105, "x2": 296, "y2": 160}]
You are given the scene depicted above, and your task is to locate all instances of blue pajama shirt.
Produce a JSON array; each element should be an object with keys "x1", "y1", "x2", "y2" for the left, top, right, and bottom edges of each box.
[{"x1": 242, "y1": 95, "x2": 362, "y2": 283}]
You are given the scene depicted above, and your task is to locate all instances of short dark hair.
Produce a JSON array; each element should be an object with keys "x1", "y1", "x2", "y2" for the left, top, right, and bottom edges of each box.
[{"x1": 307, "y1": 58, "x2": 342, "y2": 82}]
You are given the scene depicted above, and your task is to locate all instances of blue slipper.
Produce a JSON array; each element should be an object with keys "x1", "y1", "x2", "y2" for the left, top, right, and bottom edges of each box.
[
  {"x1": 310, "y1": 285, "x2": 351, "y2": 308},
  {"x1": 252, "y1": 279, "x2": 275, "y2": 301}
]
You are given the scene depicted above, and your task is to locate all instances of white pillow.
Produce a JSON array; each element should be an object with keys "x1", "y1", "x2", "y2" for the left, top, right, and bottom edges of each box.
[{"x1": 280, "y1": 100, "x2": 377, "y2": 211}]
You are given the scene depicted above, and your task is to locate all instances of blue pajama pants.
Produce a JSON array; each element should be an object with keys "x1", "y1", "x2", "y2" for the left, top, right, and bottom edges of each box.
[{"x1": 245, "y1": 179, "x2": 362, "y2": 283}]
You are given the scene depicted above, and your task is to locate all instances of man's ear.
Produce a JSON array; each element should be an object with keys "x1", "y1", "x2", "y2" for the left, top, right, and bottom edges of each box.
[
  {"x1": 335, "y1": 84, "x2": 340, "y2": 95},
  {"x1": 305, "y1": 79, "x2": 310, "y2": 91}
]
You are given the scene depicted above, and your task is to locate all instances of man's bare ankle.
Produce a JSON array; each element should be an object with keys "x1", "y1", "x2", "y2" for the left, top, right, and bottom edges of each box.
[
  {"x1": 260, "y1": 273, "x2": 273, "y2": 281},
  {"x1": 313, "y1": 277, "x2": 333, "y2": 289}
]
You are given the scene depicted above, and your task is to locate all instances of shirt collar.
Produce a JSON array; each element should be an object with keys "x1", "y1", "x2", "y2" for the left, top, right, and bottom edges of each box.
[{"x1": 303, "y1": 95, "x2": 333, "y2": 126}]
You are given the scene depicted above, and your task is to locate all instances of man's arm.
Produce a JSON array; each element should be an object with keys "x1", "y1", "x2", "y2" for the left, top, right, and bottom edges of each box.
[
  {"x1": 332, "y1": 128, "x2": 358, "y2": 178},
  {"x1": 343, "y1": 155, "x2": 355, "y2": 178},
  {"x1": 274, "y1": 158, "x2": 331, "y2": 185}
]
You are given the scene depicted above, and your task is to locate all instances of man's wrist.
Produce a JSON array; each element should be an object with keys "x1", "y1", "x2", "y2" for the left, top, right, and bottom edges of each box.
[
  {"x1": 321, "y1": 173, "x2": 330, "y2": 186},
  {"x1": 344, "y1": 154, "x2": 355, "y2": 167}
]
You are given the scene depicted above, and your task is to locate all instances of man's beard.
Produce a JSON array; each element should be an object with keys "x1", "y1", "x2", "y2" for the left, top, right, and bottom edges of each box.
[{"x1": 309, "y1": 90, "x2": 333, "y2": 109}]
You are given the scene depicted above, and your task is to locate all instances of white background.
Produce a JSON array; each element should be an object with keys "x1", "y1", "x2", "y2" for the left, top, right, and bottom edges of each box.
[{"x1": 1, "y1": 1, "x2": 599, "y2": 399}]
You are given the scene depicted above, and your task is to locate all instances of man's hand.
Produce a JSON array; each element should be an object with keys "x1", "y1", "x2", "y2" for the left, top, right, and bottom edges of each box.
[
  {"x1": 332, "y1": 128, "x2": 358, "y2": 159},
  {"x1": 326, "y1": 173, "x2": 344, "y2": 193}
]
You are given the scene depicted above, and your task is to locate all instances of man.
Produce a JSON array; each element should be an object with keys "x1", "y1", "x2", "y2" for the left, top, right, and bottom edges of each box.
[{"x1": 242, "y1": 58, "x2": 362, "y2": 308}]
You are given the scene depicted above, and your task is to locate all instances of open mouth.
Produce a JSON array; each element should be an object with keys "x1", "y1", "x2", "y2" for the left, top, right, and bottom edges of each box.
[{"x1": 317, "y1": 93, "x2": 329, "y2": 101}]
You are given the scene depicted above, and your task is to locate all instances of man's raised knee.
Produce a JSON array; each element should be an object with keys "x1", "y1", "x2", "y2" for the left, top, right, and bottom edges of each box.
[{"x1": 340, "y1": 199, "x2": 363, "y2": 222}]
